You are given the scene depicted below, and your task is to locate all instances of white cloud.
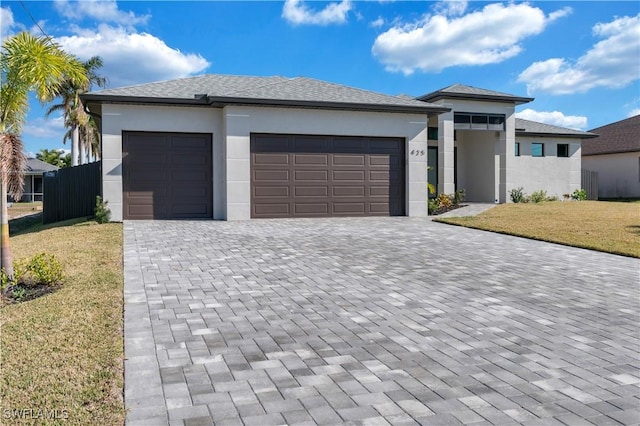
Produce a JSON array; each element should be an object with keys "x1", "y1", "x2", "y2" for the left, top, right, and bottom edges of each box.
[
  {"x1": 372, "y1": 3, "x2": 570, "y2": 74},
  {"x1": 433, "y1": 0, "x2": 468, "y2": 17},
  {"x1": 628, "y1": 108, "x2": 640, "y2": 118},
  {"x1": 282, "y1": 0, "x2": 352, "y2": 26},
  {"x1": 23, "y1": 116, "x2": 66, "y2": 139},
  {"x1": 54, "y1": 0, "x2": 149, "y2": 27},
  {"x1": 518, "y1": 14, "x2": 640, "y2": 95},
  {"x1": 1, "y1": 6, "x2": 25, "y2": 39},
  {"x1": 56, "y1": 25, "x2": 210, "y2": 87},
  {"x1": 370, "y1": 17, "x2": 385, "y2": 28},
  {"x1": 516, "y1": 108, "x2": 588, "y2": 130}
]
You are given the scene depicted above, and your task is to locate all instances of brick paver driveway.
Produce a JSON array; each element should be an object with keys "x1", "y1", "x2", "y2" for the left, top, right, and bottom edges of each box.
[{"x1": 124, "y1": 218, "x2": 639, "y2": 426}]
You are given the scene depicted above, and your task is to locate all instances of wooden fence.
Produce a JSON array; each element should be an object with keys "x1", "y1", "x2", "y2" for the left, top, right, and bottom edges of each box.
[
  {"x1": 581, "y1": 169, "x2": 599, "y2": 200},
  {"x1": 43, "y1": 161, "x2": 102, "y2": 224}
]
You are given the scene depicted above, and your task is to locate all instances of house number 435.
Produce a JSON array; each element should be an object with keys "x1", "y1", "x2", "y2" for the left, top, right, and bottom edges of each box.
[{"x1": 410, "y1": 150, "x2": 425, "y2": 156}]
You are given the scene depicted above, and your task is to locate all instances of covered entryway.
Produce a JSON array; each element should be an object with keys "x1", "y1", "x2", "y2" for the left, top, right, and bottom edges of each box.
[
  {"x1": 250, "y1": 134, "x2": 405, "y2": 218},
  {"x1": 122, "y1": 131, "x2": 212, "y2": 219}
]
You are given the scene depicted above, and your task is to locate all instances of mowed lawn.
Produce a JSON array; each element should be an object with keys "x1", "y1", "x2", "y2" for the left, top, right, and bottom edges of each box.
[
  {"x1": 435, "y1": 201, "x2": 639, "y2": 258},
  {"x1": 0, "y1": 219, "x2": 124, "y2": 425},
  {"x1": 7, "y1": 202, "x2": 42, "y2": 219}
]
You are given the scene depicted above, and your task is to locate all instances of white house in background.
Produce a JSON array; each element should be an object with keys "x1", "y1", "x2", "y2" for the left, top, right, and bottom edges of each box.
[
  {"x1": 82, "y1": 75, "x2": 596, "y2": 221},
  {"x1": 581, "y1": 115, "x2": 640, "y2": 199},
  {"x1": 10, "y1": 158, "x2": 59, "y2": 203}
]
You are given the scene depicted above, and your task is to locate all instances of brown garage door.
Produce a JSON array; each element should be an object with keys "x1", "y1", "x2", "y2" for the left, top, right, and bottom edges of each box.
[
  {"x1": 251, "y1": 134, "x2": 405, "y2": 218},
  {"x1": 123, "y1": 132, "x2": 212, "y2": 219}
]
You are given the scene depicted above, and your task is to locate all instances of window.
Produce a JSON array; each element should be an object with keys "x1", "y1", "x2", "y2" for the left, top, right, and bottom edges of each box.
[
  {"x1": 428, "y1": 127, "x2": 438, "y2": 140},
  {"x1": 532, "y1": 143, "x2": 544, "y2": 157},
  {"x1": 454, "y1": 113, "x2": 505, "y2": 130},
  {"x1": 515, "y1": 142, "x2": 520, "y2": 157},
  {"x1": 557, "y1": 144, "x2": 569, "y2": 157}
]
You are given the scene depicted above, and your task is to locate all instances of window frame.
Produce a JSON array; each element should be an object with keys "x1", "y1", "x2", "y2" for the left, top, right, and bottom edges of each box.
[
  {"x1": 531, "y1": 143, "x2": 545, "y2": 157},
  {"x1": 514, "y1": 142, "x2": 520, "y2": 157},
  {"x1": 557, "y1": 143, "x2": 569, "y2": 157}
]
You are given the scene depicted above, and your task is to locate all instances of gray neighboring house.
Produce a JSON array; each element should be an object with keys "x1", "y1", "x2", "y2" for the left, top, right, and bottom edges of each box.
[
  {"x1": 82, "y1": 74, "x2": 596, "y2": 221},
  {"x1": 581, "y1": 115, "x2": 640, "y2": 199},
  {"x1": 10, "y1": 158, "x2": 59, "y2": 203}
]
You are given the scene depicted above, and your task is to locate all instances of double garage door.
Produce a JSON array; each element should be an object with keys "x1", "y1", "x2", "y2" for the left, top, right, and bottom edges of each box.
[{"x1": 122, "y1": 132, "x2": 405, "y2": 219}]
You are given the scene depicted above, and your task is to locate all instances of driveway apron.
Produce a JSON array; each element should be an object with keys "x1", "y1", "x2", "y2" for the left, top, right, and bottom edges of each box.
[{"x1": 123, "y1": 218, "x2": 639, "y2": 425}]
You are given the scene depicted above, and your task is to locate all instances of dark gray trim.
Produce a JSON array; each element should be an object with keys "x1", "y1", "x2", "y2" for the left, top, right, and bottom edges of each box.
[
  {"x1": 81, "y1": 93, "x2": 451, "y2": 115},
  {"x1": 516, "y1": 131, "x2": 598, "y2": 139},
  {"x1": 418, "y1": 92, "x2": 533, "y2": 105}
]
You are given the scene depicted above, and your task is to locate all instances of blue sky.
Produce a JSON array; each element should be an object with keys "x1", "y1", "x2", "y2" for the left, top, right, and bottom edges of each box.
[{"x1": 2, "y1": 0, "x2": 639, "y2": 156}]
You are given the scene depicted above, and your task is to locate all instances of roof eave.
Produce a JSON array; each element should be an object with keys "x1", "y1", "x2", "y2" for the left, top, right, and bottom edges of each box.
[
  {"x1": 418, "y1": 92, "x2": 534, "y2": 105},
  {"x1": 582, "y1": 148, "x2": 640, "y2": 156},
  {"x1": 81, "y1": 94, "x2": 452, "y2": 115}
]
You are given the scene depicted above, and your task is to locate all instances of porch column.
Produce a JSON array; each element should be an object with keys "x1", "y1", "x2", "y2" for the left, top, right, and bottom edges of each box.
[
  {"x1": 438, "y1": 109, "x2": 455, "y2": 195},
  {"x1": 498, "y1": 111, "x2": 516, "y2": 203}
]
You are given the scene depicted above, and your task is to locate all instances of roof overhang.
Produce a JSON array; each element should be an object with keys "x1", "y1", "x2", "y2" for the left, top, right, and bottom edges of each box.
[
  {"x1": 81, "y1": 94, "x2": 451, "y2": 116},
  {"x1": 515, "y1": 131, "x2": 598, "y2": 139},
  {"x1": 418, "y1": 92, "x2": 534, "y2": 106}
]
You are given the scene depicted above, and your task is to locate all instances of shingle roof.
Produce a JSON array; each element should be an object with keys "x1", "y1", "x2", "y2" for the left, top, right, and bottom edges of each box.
[
  {"x1": 25, "y1": 158, "x2": 59, "y2": 173},
  {"x1": 83, "y1": 74, "x2": 448, "y2": 114},
  {"x1": 417, "y1": 84, "x2": 533, "y2": 105},
  {"x1": 514, "y1": 118, "x2": 596, "y2": 138},
  {"x1": 582, "y1": 115, "x2": 640, "y2": 155}
]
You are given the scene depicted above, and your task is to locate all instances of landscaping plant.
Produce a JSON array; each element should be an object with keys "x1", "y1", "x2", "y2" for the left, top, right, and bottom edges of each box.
[
  {"x1": 572, "y1": 188, "x2": 587, "y2": 201},
  {"x1": 94, "y1": 196, "x2": 111, "y2": 223}
]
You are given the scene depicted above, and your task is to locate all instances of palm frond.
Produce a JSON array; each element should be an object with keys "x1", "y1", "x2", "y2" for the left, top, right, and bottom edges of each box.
[{"x1": 0, "y1": 133, "x2": 26, "y2": 199}]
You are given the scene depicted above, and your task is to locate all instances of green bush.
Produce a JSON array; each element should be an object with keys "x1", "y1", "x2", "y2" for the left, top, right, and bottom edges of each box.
[
  {"x1": 453, "y1": 189, "x2": 466, "y2": 205},
  {"x1": 571, "y1": 189, "x2": 587, "y2": 201},
  {"x1": 530, "y1": 190, "x2": 547, "y2": 203},
  {"x1": 94, "y1": 196, "x2": 111, "y2": 224},
  {"x1": 428, "y1": 199, "x2": 439, "y2": 215},
  {"x1": 510, "y1": 187, "x2": 526, "y2": 203},
  {"x1": 14, "y1": 253, "x2": 64, "y2": 287}
]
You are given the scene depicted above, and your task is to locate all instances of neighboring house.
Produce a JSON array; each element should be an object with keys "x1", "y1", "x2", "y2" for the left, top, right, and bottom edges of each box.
[
  {"x1": 82, "y1": 75, "x2": 595, "y2": 221},
  {"x1": 581, "y1": 115, "x2": 640, "y2": 199},
  {"x1": 10, "y1": 158, "x2": 59, "y2": 203}
]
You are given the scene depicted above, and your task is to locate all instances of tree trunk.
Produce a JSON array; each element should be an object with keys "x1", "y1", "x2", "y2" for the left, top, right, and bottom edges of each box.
[
  {"x1": 0, "y1": 181, "x2": 13, "y2": 279},
  {"x1": 72, "y1": 126, "x2": 80, "y2": 166}
]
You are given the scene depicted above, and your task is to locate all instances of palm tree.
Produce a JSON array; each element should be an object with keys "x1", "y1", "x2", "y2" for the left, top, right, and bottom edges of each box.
[
  {"x1": 46, "y1": 56, "x2": 106, "y2": 165},
  {"x1": 36, "y1": 148, "x2": 69, "y2": 168},
  {"x1": 1, "y1": 31, "x2": 87, "y2": 279}
]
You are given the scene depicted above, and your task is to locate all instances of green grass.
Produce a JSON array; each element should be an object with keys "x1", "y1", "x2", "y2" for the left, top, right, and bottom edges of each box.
[
  {"x1": 0, "y1": 219, "x2": 124, "y2": 425},
  {"x1": 435, "y1": 201, "x2": 640, "y2": 258},
  {"x1": 7, "y1": 202, "x2": 42, "y2": 220}
]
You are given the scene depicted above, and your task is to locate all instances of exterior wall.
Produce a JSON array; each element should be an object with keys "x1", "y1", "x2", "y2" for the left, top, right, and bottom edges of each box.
[
  {"x1": 222, "y1": 105, "x2": 430, "y2": 220},
  {"x1": 456, "y1": 130, "x2": 496, "y2": 202},
  {"x1": 432, "y1": 99, "x2": 515, "y2": 202},
  {"x1": 101, "y1": 103, "x2": 431, "y2": 221},
  {"x1": 582, "y1": 152, "x2": 640, "y2": 198},
  {"x1": 101, "y1": 104, "x2": 223, "y2": 221},
  {"x1": 512, "y1": 137, "x2": 582, "y2": 198}
]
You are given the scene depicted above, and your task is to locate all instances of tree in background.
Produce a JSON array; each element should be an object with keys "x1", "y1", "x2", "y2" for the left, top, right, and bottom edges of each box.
[
  {"x1": 1, "y1": 32, "x2": 87, "y2": 279},
  {"x1": 46, "y1": 56, "x2": 106, "y2": 166},
  {"x1": 36, "y1": 148, "x2": 71, "y2": 168}
]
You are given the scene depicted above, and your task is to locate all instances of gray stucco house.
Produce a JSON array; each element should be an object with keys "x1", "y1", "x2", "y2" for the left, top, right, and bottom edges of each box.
[
  {"x1": 82, "y1": 74, "x2": 595, "y2": 221},
  {"x1": 10, "y1": 158, "x2": 59, "y2": 203}
]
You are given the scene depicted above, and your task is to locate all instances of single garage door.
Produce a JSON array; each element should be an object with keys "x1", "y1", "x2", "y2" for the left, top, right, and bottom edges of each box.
[
  {"x1": 123, "y1": 132, "x2": 212, "y2": 219},
  {"x1": 251, "y1": 134, "x2": 405, "y2": 218}
]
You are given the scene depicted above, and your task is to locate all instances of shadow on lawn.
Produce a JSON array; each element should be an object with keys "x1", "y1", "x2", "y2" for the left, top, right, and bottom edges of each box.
[
  {"x1": 9, "y1": 214, "x2": 93, "y2": 237},
  {"x1": 626, "y1": 225, "x2": 640, "y2": 235}
]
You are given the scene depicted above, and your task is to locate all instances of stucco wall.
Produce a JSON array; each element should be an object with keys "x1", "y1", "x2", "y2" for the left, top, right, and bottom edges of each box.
[
  {"x1": 511, "y1": 137, "x2": 581, "y2": 198},
  {"x1": 582, "y1": 152, "x2": 640, "y2": 198},
  {"x1": 456, "y1": 130, "x2": 496, "y2": 202},
  {"x1": 101, "y1": 103, "x2": 431, "y2": 221}
]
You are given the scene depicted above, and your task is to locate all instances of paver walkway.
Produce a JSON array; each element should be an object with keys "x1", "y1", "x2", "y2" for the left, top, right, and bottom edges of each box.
[{"x1": 124, "y1": 218, "x2": 639, "y2": 425}]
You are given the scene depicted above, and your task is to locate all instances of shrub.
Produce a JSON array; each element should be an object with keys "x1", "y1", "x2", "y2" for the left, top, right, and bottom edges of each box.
[
  {"x1": 436, "y1": 193, "x2": 452, "y2": 209},
  {"x1": 94, "y1": 196, "x2": 111, "y2": 224},
  {"x1": 428, "y1": 199, "x2": 439, "y2": 215},
  {"x1": 14, "y1": 253, "x2": 64, "y2": 287},
  {"x1": 530, "y1": 190, "x2": 547, "y2": 203},
  {"x1": 571, "y1": 189, "x2": 587, "y2": 201},
  {"x1": 510, "y1": 187, "x2": 526, "y2": 203},
  {"x1": 453, "y1": 189, "x2": 466, "y2": 205}
]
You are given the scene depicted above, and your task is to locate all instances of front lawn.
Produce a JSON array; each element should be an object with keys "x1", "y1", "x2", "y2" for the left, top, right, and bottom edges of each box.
[
  {"x1": 7, "y1": 202, "x2": 42, "y2": 219},
  {"x1": 435, "y1": 201, "x2": 639, "y2": 258},
  {"x1": 0, "y1": 219, "x2": 124, "y2": 425}
]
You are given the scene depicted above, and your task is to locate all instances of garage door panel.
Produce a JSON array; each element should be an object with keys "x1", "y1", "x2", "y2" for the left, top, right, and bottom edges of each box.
[
  {"x1": 254, "y1": 186, "x2": 290, "y2": 197},
  {"x1": 251, "y1": 134, "x2": 404, "y2": 218},
  {"x1": 123, "y1": 132, "x2": 212, "y2": 220},
  {"x1": 253, "y1": 153, "x2": 289, "y2": 165},
  {"x1": 294, "y1": 154, "x2": 328, "y2": 165},
  {"x1": 294, "y1": 170, "x2": 328, "y2": 181},
  {"x1": 294, "y1": 186, "x2": 329, "y2": 197},
  {"x1": 295, "y1": 203, "x2": 329, "y2": 215}
]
